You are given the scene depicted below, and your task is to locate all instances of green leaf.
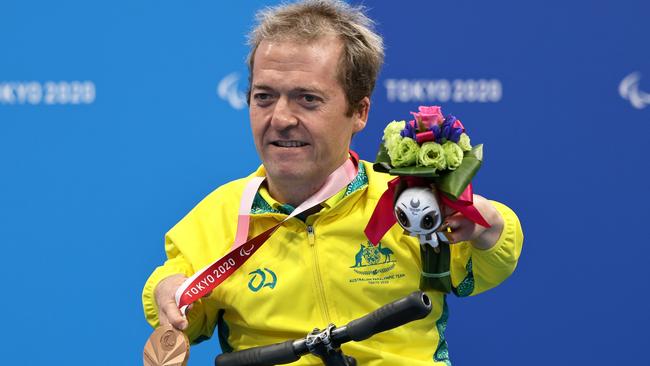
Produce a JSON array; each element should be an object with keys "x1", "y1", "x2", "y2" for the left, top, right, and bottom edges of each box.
[
  {"x1": 375, "y1": 142, "x2": 391, "y2": 163},
  {"x1": 389, "y1": 166, "x2": 439, "y2": 177},
  {"x1": 469, "y1": 144, "x2": 483, "y2": 161},
  {"x1": 419, "y1": 243, "x2": 451, "y2": 293},
  {"x1": 373, "y1": 142, "x2": 393, "y2": 173},
  {"x1": 435, "y1": 144, "x2": 483, "y2": 199},
  {"x1": 372, "y1": 143, "x2": 484, "y2": 195}
]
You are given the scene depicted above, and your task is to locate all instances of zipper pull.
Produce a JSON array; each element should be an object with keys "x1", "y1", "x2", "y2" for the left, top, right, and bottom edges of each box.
[{"x1": 307, "y1": 225, "x2": 315, "y2": 246}]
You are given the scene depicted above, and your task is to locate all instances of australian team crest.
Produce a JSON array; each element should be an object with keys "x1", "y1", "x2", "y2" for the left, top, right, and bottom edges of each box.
[{"x1": 350, "y1": 241, "x2": 397, "y2": 275}]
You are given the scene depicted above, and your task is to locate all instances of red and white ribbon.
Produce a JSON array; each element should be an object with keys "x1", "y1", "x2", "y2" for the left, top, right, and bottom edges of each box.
[{"x1": 174, "y1": 155, "x2": 359, "y2": 314}]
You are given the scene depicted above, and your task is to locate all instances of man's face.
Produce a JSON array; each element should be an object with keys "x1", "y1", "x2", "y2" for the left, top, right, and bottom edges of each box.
[{"x1": 249, "y1": 36, "x2": 368, "y2": 189}]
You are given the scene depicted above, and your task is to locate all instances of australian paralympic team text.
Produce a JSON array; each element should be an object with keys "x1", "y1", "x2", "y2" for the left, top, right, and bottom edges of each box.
[{"x1": 184, "y1": 258, "x2": 236, "y2": 298}]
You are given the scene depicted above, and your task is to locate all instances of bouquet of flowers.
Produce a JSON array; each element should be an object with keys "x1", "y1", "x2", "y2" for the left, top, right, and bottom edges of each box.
[
  {"x1": 374, "y1": 106, "x2": 483, "y2": 200},
  {"x1": 366, "y1": 105, "x2": 488, "y2": 294}
]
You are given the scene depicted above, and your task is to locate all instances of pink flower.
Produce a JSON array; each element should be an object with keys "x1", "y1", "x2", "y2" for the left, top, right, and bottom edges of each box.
[
  {"x1": 452, "y1": 119, "x2": 465, "y2": 130},
  {"x1": 410, "y1": 106, "x2": 444, "y2": 130}
]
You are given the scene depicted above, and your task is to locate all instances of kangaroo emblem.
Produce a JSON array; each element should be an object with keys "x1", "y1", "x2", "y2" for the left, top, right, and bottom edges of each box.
[
  {"x1": 352, "y1": 243, "x2": 365, "y2": 267},
  {"x1": 351, "y1": 242, "x2": 395, "y2": 267}
]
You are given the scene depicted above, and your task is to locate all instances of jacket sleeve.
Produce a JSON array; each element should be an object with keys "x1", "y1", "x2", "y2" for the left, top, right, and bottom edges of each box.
[
  {"x1": 449, "y1": 201, "x2": 524, "y2": 297},
  {"x1": 141, "y1": 218, "x2": 222, "y2": 343}
]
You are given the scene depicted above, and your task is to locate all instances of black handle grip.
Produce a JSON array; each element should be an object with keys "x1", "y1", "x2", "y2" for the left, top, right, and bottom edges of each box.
[
  {"x1": 214, "y1": 340, "x2": 298, "y2": 366},
  {"x1": 344, "y1": 291, "x2": 432, "y2": 342}
]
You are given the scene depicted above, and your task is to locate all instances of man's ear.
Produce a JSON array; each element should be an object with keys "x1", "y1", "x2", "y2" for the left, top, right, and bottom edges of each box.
[{"x1": 353, "y1": 96, "x2": 370, "y2": 133}]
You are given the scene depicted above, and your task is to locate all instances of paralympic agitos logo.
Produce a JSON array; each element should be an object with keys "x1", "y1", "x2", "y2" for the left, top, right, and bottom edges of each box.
[
  {"x1": 217, "y1": 72, "x2": 247, "y2": 110},
  {"x1": 619, "y1": 72, "x2": 650, "y2": 109}
]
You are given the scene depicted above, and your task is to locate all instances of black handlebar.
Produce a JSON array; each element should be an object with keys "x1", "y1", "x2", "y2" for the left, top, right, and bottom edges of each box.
[
  {"x1": 343, "y1": 290, "x2": 432, "y2": 342},
  {"x1": 214, "y1": 291, "x2": 432, "y2": 366},
  {"x1": 214, "y1": 340, "x2": 299, "y2": 366}
]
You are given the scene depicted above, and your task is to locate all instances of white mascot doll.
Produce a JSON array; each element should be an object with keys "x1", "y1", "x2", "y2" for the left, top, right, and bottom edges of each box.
[{"x1": 393, "y1": 186, "x2": 449, "y2": 251}]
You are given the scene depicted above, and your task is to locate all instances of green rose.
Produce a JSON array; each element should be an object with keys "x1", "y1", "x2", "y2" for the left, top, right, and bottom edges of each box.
[
  {"x1": 417, "y1": 142, "x2": 446, "y2": 170},
  {"x1": 457, "y1": 133, "x2": 472, "y2": 152},
  {"x1": 383, "y1": 120, "x2": 405, "y2": 139},
  {"x1": 385, "y1": 134, "x2": 404, "y2": 160},
  {"x1": 391, "y1": 137, "x2": 420, "y2": 167},
  {"x1": 383, "y1": 120, "x2": 405, "y2": 153},
  {"x1": 443, "y1": 141, "x2": 464, "y2": 170}
]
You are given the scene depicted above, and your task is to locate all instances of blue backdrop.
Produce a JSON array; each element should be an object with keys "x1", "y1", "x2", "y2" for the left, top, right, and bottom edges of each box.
[{"x1": 1, "y1": 1, "x2": 649, "y2": 365}]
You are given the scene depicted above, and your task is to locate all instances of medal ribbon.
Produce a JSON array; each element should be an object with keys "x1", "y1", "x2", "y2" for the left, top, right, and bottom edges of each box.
[{"x1": 174, "y1": 154, "x2": 359, "y2": 313}]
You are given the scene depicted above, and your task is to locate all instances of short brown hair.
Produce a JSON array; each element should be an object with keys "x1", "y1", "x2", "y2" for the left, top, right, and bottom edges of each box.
[{"x1": 247, "y1": 0, "x2": 384, "y2": 116}]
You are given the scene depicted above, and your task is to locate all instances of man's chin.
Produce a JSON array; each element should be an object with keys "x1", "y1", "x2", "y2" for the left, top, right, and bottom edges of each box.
[{"x1": 264, "y1": 160, "x2": 311, "y2": 181}]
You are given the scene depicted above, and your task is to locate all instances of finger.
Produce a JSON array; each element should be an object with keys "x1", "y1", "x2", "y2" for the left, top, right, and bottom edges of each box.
[
  {"x1": 160, "y1": 300, "x2": 188, "y2": 330},
  {"x1": 158, "y1": 310, "x2": 169, "y2": 326},
  {"x1": 442, "y1": 212, "x2": 464, "y2": 231},
  {"x1": 436, "y1": 222, "x2": 456, "y2": 243},
  {"x1": 439, "y1": 213, "x2": 469, "y2": 244},
  {"x1": 438, "y1": 228, "x2": 456, "y2": 244}
]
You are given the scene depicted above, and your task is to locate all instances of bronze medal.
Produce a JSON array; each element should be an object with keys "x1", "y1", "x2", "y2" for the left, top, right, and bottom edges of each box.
[{"x1": 143, "y1": 324, "x2": 190, "y2": 366}]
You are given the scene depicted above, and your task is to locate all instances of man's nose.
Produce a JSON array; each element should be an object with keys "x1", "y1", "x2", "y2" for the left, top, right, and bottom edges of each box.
[{"x1": 270, "y1": 96, "x2": 298, "y2": 130}]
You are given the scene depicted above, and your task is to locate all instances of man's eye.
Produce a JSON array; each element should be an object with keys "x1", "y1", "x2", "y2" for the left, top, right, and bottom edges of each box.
[
  {"x1": 253, "y1": 93, "x2": 271, "y2": 101},
  {"x1": 252, "y1": 93, "x2": 275, "y2": 106},
  {"x1": 301, "y1": 94, "x2": 321, "y2": 105}
]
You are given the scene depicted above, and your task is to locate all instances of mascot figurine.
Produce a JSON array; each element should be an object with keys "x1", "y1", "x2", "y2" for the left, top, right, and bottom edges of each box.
[{"x1": 394, "y1": 186, "x2": 446, "y2": 250}]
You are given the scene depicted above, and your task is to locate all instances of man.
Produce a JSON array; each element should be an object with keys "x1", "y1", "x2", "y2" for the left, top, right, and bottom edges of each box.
[{"x1": 142, "y1": 1, "x2": 523, "y2": 364}]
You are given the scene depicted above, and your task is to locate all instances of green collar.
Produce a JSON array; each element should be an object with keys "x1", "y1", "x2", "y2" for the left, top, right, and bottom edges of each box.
[{"x1": 250, "y1": 162, "x2": 368, "y2": 216}]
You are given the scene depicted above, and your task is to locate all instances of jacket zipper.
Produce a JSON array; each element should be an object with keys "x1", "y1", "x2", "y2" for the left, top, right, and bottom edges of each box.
[{"x1": 307, "y1": 225, "x2": 331, "y2": 323}]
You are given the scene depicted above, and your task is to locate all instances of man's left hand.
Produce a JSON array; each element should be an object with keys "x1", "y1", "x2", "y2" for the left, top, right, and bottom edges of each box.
[{"x1": 442, "y1": 195, "x2": 504, "y2": 250}]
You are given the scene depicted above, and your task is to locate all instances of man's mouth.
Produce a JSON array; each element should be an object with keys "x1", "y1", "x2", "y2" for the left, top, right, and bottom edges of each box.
[{"x1": 271, "y1": 140, "x2": 308, "y2": 148}]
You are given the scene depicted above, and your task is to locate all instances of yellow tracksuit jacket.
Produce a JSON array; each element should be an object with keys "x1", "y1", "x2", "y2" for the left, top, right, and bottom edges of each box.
[{"x1": 142, "y1": 161, "x2": 523, "y2": 365}]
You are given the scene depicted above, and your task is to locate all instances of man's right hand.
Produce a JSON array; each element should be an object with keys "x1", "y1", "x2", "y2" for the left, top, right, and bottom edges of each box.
[{"x1": 154, "y1": 274, "x2": 189, "y2": 330}]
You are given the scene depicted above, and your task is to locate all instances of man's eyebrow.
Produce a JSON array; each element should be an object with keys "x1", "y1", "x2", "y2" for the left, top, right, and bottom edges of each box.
[
  {"x1": 251, "y1": 84, "x2": 326, "y2": 95},
  {"x1": 292, "y1": 86, "x2": 326, "y2": 95},
  {"x1": 251, "y1": 84, "x2": 275, "y2": 91}
]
